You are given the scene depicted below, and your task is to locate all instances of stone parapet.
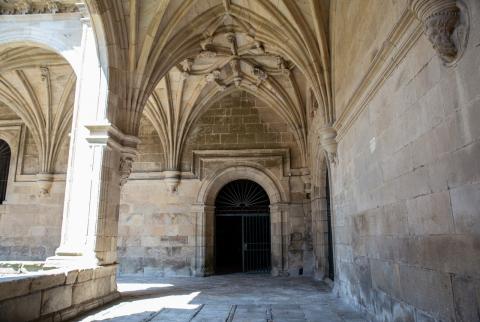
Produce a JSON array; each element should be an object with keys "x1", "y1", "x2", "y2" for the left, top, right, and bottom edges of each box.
[{"x1": 0, "y1": 265, "x2": 119, "y2": 321}]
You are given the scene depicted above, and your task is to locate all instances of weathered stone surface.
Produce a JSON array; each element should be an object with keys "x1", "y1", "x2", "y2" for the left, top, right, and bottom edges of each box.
[
  {"x1": 41, "y1": 284, "x2": 72, "y2": 315},
  {"x1": 0, "y1": 292, "x2": 41, "y2": 322},
  {"x1": 0, "y1": 276, "x2": 31, "y2": 301},
  {"x1": 30, "y1": 272, "x2": 66, "y2": 291}
]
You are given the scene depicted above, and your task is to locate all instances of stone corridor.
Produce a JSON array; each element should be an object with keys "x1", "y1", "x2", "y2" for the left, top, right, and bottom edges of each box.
[{"x1": 74, "y1": 275, "x2": 366, "y2": 322}]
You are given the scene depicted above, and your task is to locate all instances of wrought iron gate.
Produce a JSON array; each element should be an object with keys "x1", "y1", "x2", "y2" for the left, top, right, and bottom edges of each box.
[
  {"x1": 215, "y1": 180, "x2": 271, "y2": 273},
  {"x1": 241, "y1": 213, "x2": 271, "y2": 273}
]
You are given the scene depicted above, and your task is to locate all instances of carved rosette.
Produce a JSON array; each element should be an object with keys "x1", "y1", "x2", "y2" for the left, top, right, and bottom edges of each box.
[{"x1": 411, "y1": 0, "x2": 469, "y2": 65}]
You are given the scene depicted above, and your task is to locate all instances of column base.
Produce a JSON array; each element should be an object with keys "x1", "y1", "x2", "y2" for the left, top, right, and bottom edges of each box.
[{"x1": 44, "y1": 251, "x2": 100, "y2": 268}]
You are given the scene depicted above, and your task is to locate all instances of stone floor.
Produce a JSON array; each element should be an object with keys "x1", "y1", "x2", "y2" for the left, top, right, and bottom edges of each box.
[{"x1": 73, "y1": 274, "x2": 367, "y2": 322}]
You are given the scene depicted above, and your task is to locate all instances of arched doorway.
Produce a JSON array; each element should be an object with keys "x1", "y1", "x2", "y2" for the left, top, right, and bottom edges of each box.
[
  {"x1": 0, "y1": 139, "x2": 11, "y2": 204},
  {"x1": 215, "y1": 179, "x2": 271, "y2": 274}
]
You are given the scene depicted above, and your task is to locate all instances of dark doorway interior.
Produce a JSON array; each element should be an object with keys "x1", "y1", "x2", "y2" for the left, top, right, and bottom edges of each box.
[
  {"x1": 0, "y1": 139, "x2": 11, "y2": 204},
  {"x1": 215, "y1": 179, "x2": 271, "y2": 274},
  {"x1": 215, "y1": 215, "x2": 243, "y2": 274},
  {"x1": 326, "y1": 167, "x2": 334, "y2": 281}
]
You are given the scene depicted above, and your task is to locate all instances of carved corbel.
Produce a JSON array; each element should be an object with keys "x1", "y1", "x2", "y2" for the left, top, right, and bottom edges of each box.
[
  {"x1": 85, "y1": 123, "x2": 140, "y2": 187},
  {"x1": 410, "y1": 0, "x2": 469, "y2": 65},
  {"x1": 119, "y1": 155, "x2": 134, "y2": 187},
  {"x1": 36, "y1": 173, "x2": 54, "y2": 196},
  {"x1": 318, "y1": 127, "x2": 338, "y2": 165},
  {"x1": 118, "y1": 141, "x2": 138, "y2": 187},
  {"x1": 164, "y1": 170, "x2": 181, "y2": 193}
]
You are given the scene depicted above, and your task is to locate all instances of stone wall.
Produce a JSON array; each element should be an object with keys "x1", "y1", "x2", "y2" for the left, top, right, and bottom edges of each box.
[
  {"x1": 182, "y1": 91, "x2": 302, "y2": 170},
  {"x1": 0, "y1": 106, "x2": 67, "y2": 261},
  {"x1": 331, "y1": 1, "x2": 480, "y2": 321},
  {"x1": 119, "y1": 91, "x2": 311, "y2": 277}
]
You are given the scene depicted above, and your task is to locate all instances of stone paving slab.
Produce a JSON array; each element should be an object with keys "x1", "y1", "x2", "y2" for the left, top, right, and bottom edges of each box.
[{"x1": 73, "y1": 274, "x2": 367, "y2": 322}]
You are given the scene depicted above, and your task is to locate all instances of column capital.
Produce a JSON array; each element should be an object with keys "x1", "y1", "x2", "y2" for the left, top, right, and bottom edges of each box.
[
  {"x1": 85, "y1": 122, "x2": 140, "y2": 150},
  {"x1": 85, "y1": 122, "x2": 140, "y2": 186}
]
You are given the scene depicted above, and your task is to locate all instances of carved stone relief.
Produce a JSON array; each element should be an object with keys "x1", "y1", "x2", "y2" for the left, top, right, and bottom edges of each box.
[{"x1": 411, "y1": 0, "x2": 469, "y2": 65}]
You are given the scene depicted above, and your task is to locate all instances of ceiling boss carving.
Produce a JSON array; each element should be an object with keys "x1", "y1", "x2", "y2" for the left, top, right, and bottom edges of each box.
[{"x1": 143, "y1": 5, "x2": 314, "y2": 192}]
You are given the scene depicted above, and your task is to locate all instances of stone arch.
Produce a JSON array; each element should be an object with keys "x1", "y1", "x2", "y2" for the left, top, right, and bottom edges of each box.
[
  {"x1": 197, "y1": 164, "x2": 287, "y2": 206},
  {"x1": 194, "y1": 164, "x2": 288, "y2": 276},
  {"x1": 0, "y1": 33, "x2": 82, "y2": 76}
]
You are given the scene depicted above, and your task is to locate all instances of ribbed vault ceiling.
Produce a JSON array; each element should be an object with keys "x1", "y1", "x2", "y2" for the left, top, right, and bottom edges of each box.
[
  {"x1": 0, "y1": 44, "x2": 75, "y2": 174},
  {"x1": 88, "y1": 0, "x2": 331, "y2": 170},
  {"x1": 89, "y1": 0, "x2": 332, "y2": 134}
]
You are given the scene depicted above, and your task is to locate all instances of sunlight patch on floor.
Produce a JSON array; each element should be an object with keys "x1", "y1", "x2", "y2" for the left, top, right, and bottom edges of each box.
[{"x1": 76, "y1": 291, "x2": 200, "y2": 321}]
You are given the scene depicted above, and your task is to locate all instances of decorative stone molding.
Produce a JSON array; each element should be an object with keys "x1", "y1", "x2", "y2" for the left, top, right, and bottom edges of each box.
[
  {"x1": 199, "y1": 37, "x2": 216, "y2": 58},
  {"x1": 334, "y1": 8, "x2": 424, "y2": 141},
  {"x1": 277, "y1": 56, "x2": 290, "y2": 76},
  {"x1": 410, "y1": 0, "x2": 469, "y2": 65},
  {"x1": 0, "y1": 0, "x2": 79, "y2": 15},
  {"x1": 40, "y1": 66, "x2": 49, "y2": 81},
  {"x1": 318, "y1": 127, "x2": 338, "y2": 165},
  {"x1": 230, "y1": 58, "x2": 242, "y2": 87},
  {"x1": 205, "y1": 70, "x2": 226, "y2": 91},
  {"x1": 75, "y1": 1, "x2": 90, "y2": 26},
  {"x1": 253, "y1": 66, "x2": 268, "y2": 87}
]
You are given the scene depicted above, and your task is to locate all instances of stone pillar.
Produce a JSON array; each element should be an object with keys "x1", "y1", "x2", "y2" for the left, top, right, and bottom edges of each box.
[
  {"x1": 270, "y1": 202, "x2": 289, "y2": 276},
  {"x1": 192, "y1": 204, "x2": 215, "y2": 276},
  {"x1": 45, "y1": 16, "x2": 139, "y2": 267}
]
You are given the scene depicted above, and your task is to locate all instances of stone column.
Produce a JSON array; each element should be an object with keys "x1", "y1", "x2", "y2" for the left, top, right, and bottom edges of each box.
[
  {"x1": 192, "y1": 204, "x2": 215, "y2": 276},
  {"x1": 45, "y1": 16, "x2": 138, "y2": 267},
  {"x1": 270, "y1": 202, "x2": 289, "y2": 276}
]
